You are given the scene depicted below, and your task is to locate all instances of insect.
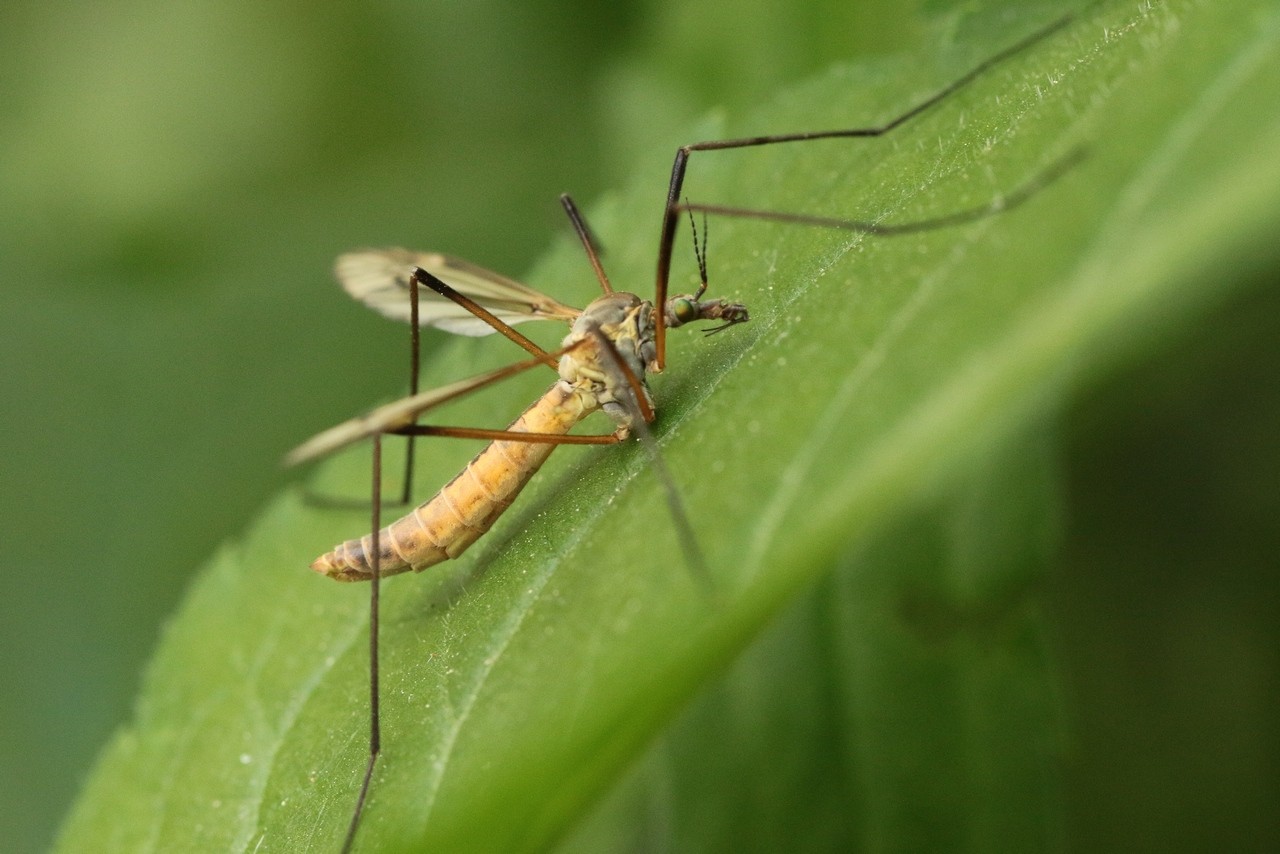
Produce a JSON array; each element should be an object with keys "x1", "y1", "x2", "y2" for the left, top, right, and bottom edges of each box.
[
  {"x1": 287, "y1": 13, "x2": 1080, "y2": 851},
  {"x1": 285, "y1": 215, "x2": 742, "y2": 582}
]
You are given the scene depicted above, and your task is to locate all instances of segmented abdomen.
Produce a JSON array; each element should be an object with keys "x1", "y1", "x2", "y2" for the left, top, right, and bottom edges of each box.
[{"x1": 311, "y1": 382, "x2": 592, "y2": 581}]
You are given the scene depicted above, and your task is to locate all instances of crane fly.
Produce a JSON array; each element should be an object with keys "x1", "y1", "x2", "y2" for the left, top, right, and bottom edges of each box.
[
  {"x1": 287, "y1": 228, "x2": 742, "y2": 580},
  {"x1": 286, "y1": 13, "x2": 1080, "y2": 851}
]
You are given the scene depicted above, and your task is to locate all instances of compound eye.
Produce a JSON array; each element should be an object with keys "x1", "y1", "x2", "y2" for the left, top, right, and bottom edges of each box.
[{"x1": 670, "y1": 297, "x2": 698, "y2": 325}]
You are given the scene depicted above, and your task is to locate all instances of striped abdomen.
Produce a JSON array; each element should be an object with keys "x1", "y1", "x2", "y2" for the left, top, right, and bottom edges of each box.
[{"x1": 311, "y1": 381, "x2": 593, "y2": 581}]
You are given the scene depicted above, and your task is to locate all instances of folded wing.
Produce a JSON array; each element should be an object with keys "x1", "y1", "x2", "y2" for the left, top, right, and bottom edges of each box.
[{"x1": 335, "y1": 248, "x2": 581, "y2": 335}]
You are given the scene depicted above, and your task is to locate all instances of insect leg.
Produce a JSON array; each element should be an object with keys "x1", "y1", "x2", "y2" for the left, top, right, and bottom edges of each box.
[
  {"x1": 392, "y1": 424, "x2": 624, "y2": 445},
  {"x1": 337, "y1": 340, "x2": 633, "y2": 848},
  {"x1": 587, "y1": 326, "x2": 710, "y2": 589},
  {"x1": 296, "y1": 276, "x2": 426, "y2": 511},
  {"x1": 286, "y1": 342, "x2": 594, "y2": 468},
  {"x1": 559, "y1": 193, "x2": 615, "y2": 295},
  {"x1": 402, "y1": 264, "x2": 564, "y2": 504},
  {"x1": 651, "y1": 13, "x2": 1075, "y2": 368},
  {"x1": 412, "y1": 268, "x2": 560, "y2": 369},
  {"x1": 679, "y1": 145, "x2": 1086, "y2": 234},
  {"x1": 342, "y1": 433, "x2": 383, "y2": 854},
  {"x1": 401, "y1": 274, "x2": 421, "y2": 503}
]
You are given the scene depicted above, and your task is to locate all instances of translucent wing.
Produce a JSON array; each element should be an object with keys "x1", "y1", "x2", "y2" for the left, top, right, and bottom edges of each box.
[
  {"x1": 284, "y1": 362, "x2": 534, "y2": 466},
  {"x1": 335, "y1": 248, "x2": 580, "y2": 335}
]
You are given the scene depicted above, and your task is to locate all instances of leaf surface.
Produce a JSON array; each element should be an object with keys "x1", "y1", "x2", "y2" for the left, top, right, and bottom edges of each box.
[{"x1": 57, "y1": 1, "x2": 1280, "y2": 851}]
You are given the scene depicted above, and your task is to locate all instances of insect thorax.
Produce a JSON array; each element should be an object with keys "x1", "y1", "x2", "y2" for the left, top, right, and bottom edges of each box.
[{"x1": 558, "y1": 292, "x2": 657, "y2": 430}]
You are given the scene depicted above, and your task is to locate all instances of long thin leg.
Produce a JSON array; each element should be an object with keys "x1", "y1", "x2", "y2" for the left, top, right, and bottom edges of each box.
[
  {"x1": 652, "y1": 13, "x2": 1075, "y2": 368},
  {"x1": 332, "y1": 335, "x2": 642, "y2": 845},
  {"x1": 400, "y1": 274, "x2": 421, "y2": 505},
  {"x1": 393, "y1": 266, "x2": 562, "y2": 507},
  {"x1": 679, "y1": 145, "x2": 1085, "y2": 235},
  {"x1": 338, "y1": 379, "x2": 631, "y2": 851},
  {"x1": 287, "y1": 344, "x2": 597, "y2": 468},
  {"x1": 559, "y1": 193, "x2": 614, "y2": 295},
  {"x1": 342, "y1": 434, "x2": 383, "y2": 854},
  {"x1": 586, "y1": 326, "x2": 708, "y2": 587},
  {"x1": 392, "y1": 424, "x2": 625, "y2": 445},
  {"x1": 413, "y1": 269, "x2": 560, "y2": 369}
]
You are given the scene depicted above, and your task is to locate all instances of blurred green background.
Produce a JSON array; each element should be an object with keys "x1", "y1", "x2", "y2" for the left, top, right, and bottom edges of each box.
[{"x1": 3, "y1": 0, "x2": 1277, "y2": 851}]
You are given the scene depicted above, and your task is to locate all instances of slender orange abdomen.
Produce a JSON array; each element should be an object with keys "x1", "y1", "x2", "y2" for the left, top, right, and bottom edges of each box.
[{"x1": 311, "y1": 382, "x2": 593, "y2": 581}]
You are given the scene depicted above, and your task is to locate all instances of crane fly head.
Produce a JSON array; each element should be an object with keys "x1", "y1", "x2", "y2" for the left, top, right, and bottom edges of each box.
[
  {"x1": 664, "y1": 294, "x2": 750, "y2": 335},
  {"x1": 666, "y1": 197, "x2": 751, "y2": 335}
]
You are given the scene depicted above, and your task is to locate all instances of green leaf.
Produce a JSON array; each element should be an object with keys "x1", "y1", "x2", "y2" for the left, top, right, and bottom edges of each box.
[{"x1": 56, "y1": 1, "x2": 1280, "y2": 851}]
